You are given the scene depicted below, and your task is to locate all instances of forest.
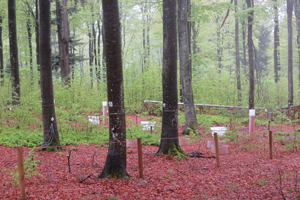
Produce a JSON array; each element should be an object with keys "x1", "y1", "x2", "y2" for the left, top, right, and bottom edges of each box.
[{"x1": 1, "y1": 0, "x2": 300, "y2": 199}]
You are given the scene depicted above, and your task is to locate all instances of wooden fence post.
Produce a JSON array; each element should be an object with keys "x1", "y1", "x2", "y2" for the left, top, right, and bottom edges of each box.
[
  {"x1": 17, "y1": 147, "x2": 25, "y2": 200},
  {"x1": 269, "y1": 131, "x2": 273, "y2": 159},
  {"x1": 137, "y1": 138, "x2": 143, "y2": 178},
  {"x1": 213, "y1": 133, "x2": 220, "y2": 167}
]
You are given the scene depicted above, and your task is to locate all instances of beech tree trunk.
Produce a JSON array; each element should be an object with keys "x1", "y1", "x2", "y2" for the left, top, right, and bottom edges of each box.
[
  {"x1": 102, "y1": 20, "x2": 106, "y2": 81},
  {"x1": 89, "y1": 31, "x2": 93, "y2": 88},
  {"x1": 98, "y1": 0, "x2": 129, "y2": 179},
  {"x1": 274, "y1": 0, "x2": 280, "y2": 83},
  {"x1": 235, "y1": 0, "x2": 241, "y2": 103},
  {"x1": 294, "y1": 0, "x2": 300, "y2": 86},
  {"x1": 97, "y1": 20, "x2": 101, "y2": 81},
  {"x1": 39, "y1": 0, "x2": 60, "y2": 148},
  {"x1": 56, "y1": 0, "x2": 70, "y2": 85},
  {"x1": 35, "y1": 0, "x2": 40, "y2": 72},
  {"x1": 26, "y1": 15, "x2": 33, "y2": 85},
  {"x1": 287, "y1": 0, "x2": 293, "y2": 107},
  {"x1": 8, "y1": 0, "x2": 20, "y2": 105},
  {"x1": 178, "y1": 0, "x2": 198, "y2": 135},
  {"x1": 246, "y1": 0, "x2": 254, "y2": 109},
  {"x1": 156, "y1": 0, "x2": 179, "y2": 155},
  {"x1": 0, "y1": 16, "x2": 3, "y2": 86}
]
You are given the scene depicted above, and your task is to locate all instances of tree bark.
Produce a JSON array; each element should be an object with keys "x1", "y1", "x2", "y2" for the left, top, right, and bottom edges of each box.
[
  {"x1": 156, "y1": 0, "x2": 179, "y2": 155},
  {"x1": 8, "y1": 0, "x2": 20, "y2": 105},
  {"x1": 39, "y1": 0, "x2": 60, "y2": 148},
  {"x1": 56, "y1": 0, "x2": 70, "y2": 85},
  {"x1": 273, "y1": 0, "x2": 280, "y2": 83},
  {"x1": 97, "y1": 20, "x2": 101, "y2": 81},
  {"x1": 0, "y1": 16, "x2": 4, "y2": 86},
  {"x1": 287, "y1": 0, "x2": 293, "y2": 107},
  {"x1": 35, "y1": 0, "x2": 40, "y2": 72},
  {"x1": 26, "y1": 15, "x2": 33, "y2": 85},
  {"x1": 102, "y1": 19, "x2": 106, "y2": 81},
  {"x1": 178, "y1": 0, "x2": 198, "y2": 135},
  {"x1": 247, "y1": 0, "x2": 254, "y2": 109},
  {"x1": 234, "y1": 0, "x2": 241, "y2": 103},
  {"x1": 294, "y1": 0, "x2": 300, "y2": 86},
  {"x1": 89, "y1": 30, "x2": 93, "y2": 88},
  {"x1": 98, "y1": 0, "x2": 129, "y2": 179}
]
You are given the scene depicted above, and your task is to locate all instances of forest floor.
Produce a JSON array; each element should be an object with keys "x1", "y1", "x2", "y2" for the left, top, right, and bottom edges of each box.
[{"x1": 1, "y1": 114, "x2": 300, "y2": 200}]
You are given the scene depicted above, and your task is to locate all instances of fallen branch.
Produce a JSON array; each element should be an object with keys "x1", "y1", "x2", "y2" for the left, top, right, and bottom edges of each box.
[
  {"x1": 189, "y1": 151, "x2": 216, "y2": 158},
  {"x1": 189, "y1": 167, "x2": 208, "y2": 171},
  {"x1": 78, "y1": 174, "x2": 92, "y2": 183},
  {"x1": 67, "y1": 149, "x2": 72, "y2": 173},
  {"x1": 47, "y1": 171, "x2": 56, "y2": 183}
]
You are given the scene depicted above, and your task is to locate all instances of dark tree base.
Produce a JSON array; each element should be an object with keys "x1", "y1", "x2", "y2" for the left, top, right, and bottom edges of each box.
[
  {"x1": 155, "y1": 143, "x2": 189, "y2": 159},
  {"x1": 181, "y1": 123, "x2": 197, "y2": 135},
  {"x1": 98, "y1": 152, "x2": 130, "y2": 179}
]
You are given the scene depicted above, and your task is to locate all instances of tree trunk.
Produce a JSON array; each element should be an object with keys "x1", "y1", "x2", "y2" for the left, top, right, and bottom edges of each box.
[
  {"x1": 235, "y1": 0, "x2": 241, "y2": 103},
  {"x1": 102, "y1": 20, "x2": 106, "y2": 81},
  {"x1": 8, "y1": 0, "x2": 20, "y2": 105},
  {"x1": 97, "y1": 20, "x2": 101, "y2": 81},
  {"x1": 0, "y1": 16, "x2": 4, "y2": 86},
  {"x1": 98, "y1": 0, "x2": 129, "y2": 179},
  {"x1": 273, "y1": 0, "x2": 280, "y2": 83},
  {"x1": 57, "y1": 0, "x2": 70, "y2": 85},
  {"x1": 246, "y1": 0, "x2": 254, "y2": 109},
  {"x1": 26, "y1": 16, "x2": 33, "y2": 85},
  {"x1": 36, "y1": 0, "x2": 40, "y2": 72},
  {"x1": 294, "y1": 0, "x2": 300, "y2": 86},
  {"x1": 287, "y1": 0, "x2": 293, "y2": 107},
  {"x1": 89, "y1": 31, "x2": 93, "y2": 88},
  {"x1": 40, "y1": 0, "x2": 60, "y2": 148},
  {"x1": 156, "y1": 0, "x2": 179, "y2": 155},
  {"x1": 178, "y1": 0, "x2": 198, "y2": 135}
]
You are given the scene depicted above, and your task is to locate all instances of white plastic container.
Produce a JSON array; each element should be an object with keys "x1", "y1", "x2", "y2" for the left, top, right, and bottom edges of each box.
[
  {"x1": 207, "y1": 140, "x2": 223, "y2": 148},
  {"x1": 249, "y1": 109, "x2": 255, "y2": 135},
  {"x1": 210, "y1": 127, "x2": 227, "y2": 136},
  {"x1": 210, "y1": 144, "x2": 229, "y2": 155},
  {"x1": 88, "y1": 116, "x2": 100, "y2": 125},
  {"x1": 141, "y1": 121, "x2": 156, "y2": 131},
  {"x1": 126, "y1": 139, "x2": 137, "y2": 148}
]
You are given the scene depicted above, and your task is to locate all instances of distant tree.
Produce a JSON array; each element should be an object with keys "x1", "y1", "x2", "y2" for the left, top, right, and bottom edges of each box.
[
  {"x1": 234, "y1": 0, "x2": 241, "y2": 103},
  {"x1": 156, "y1": 0, "x2": 180, "y2": 155},
  {"x1": 40, "y1": 0, "x2": 60, "y2": 148},
  {"x1": 25, "y1": 9, "x2": 33, "y2": 85},
  {"x1": 178, "y1": 0, "x2": 198, "y2": 135},
  {"x1": 273, "y1": 0, "x2": 280, "y2": 83},
  {"x1": 294, "y1": 0, "x2": 300, "y2": 86},
  {"x1": 246, "y1": 0, "x2": 254, "y2": 109},
  {"x1": 287, "y1": 0, "x2": 293, "y2": 107},
  {"x1": 56, "y1": 0, "x2": 70, "y2": 85},
  {"x1": 98, "y1": 0, "x2": 129, "y2": 178},
  {"x1": 8, "y1": 0, "x2": 20, "y2": 105},
  {"x1": 0, "y1": 15, "x2": 3, "y2": 86}
]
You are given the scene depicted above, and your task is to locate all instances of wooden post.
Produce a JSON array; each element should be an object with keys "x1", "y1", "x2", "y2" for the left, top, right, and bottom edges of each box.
[
  {"x1": 269, "y1": 131, "x2": 273, "y2": 159},
  {"x1": 17, "y1": 147, "x2": 25, "y2": 200},
  {"x1": 150, "y1": 126, "x2": 153, "y2": 134},
  {"x1": 213, "y1": 133, "x2": 220, "y2": 167},
  {"x1": 137, "y1": 138, "x2": 143, "y2": 178},
  {"x1": 268, "y1": 120, "x2": 270, "y2": 131},
  {"x1": 230, "y1": 118, "x2": 233, "y2": 131}
]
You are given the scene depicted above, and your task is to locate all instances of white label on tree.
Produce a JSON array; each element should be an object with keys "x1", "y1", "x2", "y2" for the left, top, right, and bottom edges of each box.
[{"x1": 109, "y1": 101, "x2": 113, "y2": 107}]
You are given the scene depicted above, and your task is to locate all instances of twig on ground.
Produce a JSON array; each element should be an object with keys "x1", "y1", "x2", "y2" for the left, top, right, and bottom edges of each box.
[
  {"x1": 47, "y1": 171, "x2": 56, "y2": 183},
  {"x1": 189, "y1": 151, "x2": 216, "y2": 158},
  {"x1": 67, "y1": 149, "x2": 72, "y2": 173},
  {"x1": 78, "y1": 174, "x2": 92, "y2": 183},
  {"x1": 189, "y1": 167, "x2": 208, "y2": 171},
  {"x1": 176, "y1": 169, "x2": 188, "y2": 175},
  {"x1": 274, "y1": 167, "x2": 287, "y2": 200}
]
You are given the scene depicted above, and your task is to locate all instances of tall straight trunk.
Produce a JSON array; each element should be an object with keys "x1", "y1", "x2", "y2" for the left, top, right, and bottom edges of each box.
[
  {"x1": 89, "y1": 31, "x2": 93, "y2": 88},
  {"x1": 235, "y1": 0, "x2": 241, "y2": 103},
  {"x1": 178, "y1": 0, "x2": 198, "y2": 135},
  {"x1": 274, "y1": 0, "x2": 280, "y2": 83},
  {"x1": 287, "y1": 0, "x2": 293, "y2": 107},
  {"x1": 97, "y1": 20, "x2": 101, "y2": 81},
  {"x1": 39, "y1": 0, "x2": 60, "y2": 148},
  {"x1": 141, "y1": 4, "x2": 146, "y2": 70},
  {"x1": 102, "y1": 20, "x2": 106, "y2": 81},
  {"x1": 156, "y1": 0, "x2": 179, "y2": 155},
  {"x1": 35, "y1": 0, "x2": 40, "y2": 71},
  {"x1": 216, "y1": 17, "x2": 222, "y2": 71},
  {"x1": 60, "y1": 0, "x2": 70, "y2": 85},
  {"x1": 295, "y1": 0, "x2": 300, "y2": 86},
  {"x1": 0, "y1": 16, "x2": 4, "y2": 86},
  {"x1": 246, "y1": 0, "x2": 254, "y2": 109},
  {"x1": 8, "y1": 0, "x2": 20, "y2": 105},
  {"x1": 27, "y1": 16, "x2": 33, "y2": 85},
  {"x1": 93, "y1": 23, "x2": 97, "y2": 67},
  {"x1": 98, "y1": 0, "x2": 128, "y2": 179}
]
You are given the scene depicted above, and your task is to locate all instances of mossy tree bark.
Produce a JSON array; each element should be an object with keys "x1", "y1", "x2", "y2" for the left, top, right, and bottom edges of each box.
[
  {"x1": 178, "y1": 0, "x2": 198, "y2": 135},
  {"x1": 156, "y1": 0, "x2": 180, "y2": 155},
  {"x1": 40, "y1": 0, "x2": 60, "y2": 148},
  {"x1": 98, "y1": 0, "x2": 129, "y2": 179},
  {"x1": 8, "y1": 0, "x2": 20, "y2": 105}
]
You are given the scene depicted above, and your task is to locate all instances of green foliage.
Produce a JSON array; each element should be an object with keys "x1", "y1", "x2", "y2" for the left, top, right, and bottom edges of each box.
[
  {"x1": 5, "y1": 147, "x2": 43, "y2": 186},
  {"x1": 167, "y1": 145, "x2": 189, "y2": 160}
]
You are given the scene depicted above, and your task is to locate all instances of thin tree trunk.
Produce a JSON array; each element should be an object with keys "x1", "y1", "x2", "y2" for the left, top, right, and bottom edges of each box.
[
  {"x1": 294, "y1": 0, "x2": 300, "y2": 86},
  {"x1": 89, "y1": 31, "x2": 93, "y2": 88},
  {"x1": 102, "y1": 20, "x2": 106, "y2": 81},
  {"x1": 178, "y1": 0, "x2": 198, "y2": 135},
  {"x1": 0, "y1": 16, "x2": 4, "y2": 86},
  {"x1": 156, "y1": 0, "x2": 180, "y2": 155},
  {"x1": 61, "y1": 0, "x2": 70, "y2": 85},
  {"x1": 8, "y1": 0, "x2": 20, "y2": 105},
  {"x1": 274, "y1": 0, "x2": 280, "y2": 83},
  {"x1": 36, "y1": 0, "x2": 40, "y2": 72},
  {"x1": 287, "y1": 0, "x2": 293, "y2": 107},
  {"x1": 39, "y1": 0, "x2": 60, "y2": 148},
  {"x1": 97, "y1": 20, "x2": 101, "y2": 81},
  {"x1": 26, "y1": 16, "x2": 33, "y2": 85},
  {"x1": 235, "y1": 0, "x2": 241, "y2": 103},
  {"x1": 98, "y1": 0, "x2": 129, "y2": 179},
  {"x1": 247, "y1": 0, "x2": 254, "y2": 109}
]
